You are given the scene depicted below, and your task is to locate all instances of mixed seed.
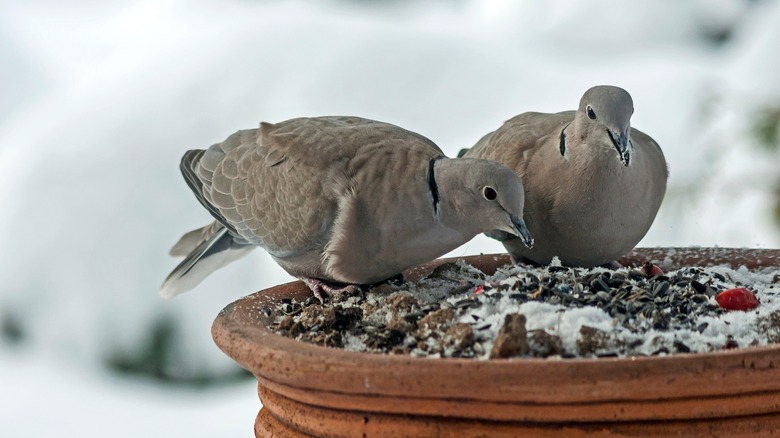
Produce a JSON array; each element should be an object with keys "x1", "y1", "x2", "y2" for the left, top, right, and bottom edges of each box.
[{"x1": 269, "y1": 259, "x2": 780, "y2": 359}]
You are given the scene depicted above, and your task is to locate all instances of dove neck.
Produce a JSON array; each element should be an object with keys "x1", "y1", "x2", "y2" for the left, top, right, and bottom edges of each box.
[
  {"x1": 431, "y1": 159, "x2": 484, "y2": 237},
  {"x1": 569, "y1": 114, "x2": 590, "y2": 144},
  {"x1": 565, "y1": 115, "x2": 625, "y2": 170}
]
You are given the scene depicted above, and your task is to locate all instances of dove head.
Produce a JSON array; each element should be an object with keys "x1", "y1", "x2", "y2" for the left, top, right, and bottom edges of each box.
[
  {"x1": 437, "y1": 158, "x2": 534, "y2": 248},
  {"x1": 577, "y1": 85, "x2": 635, "y2": 166}
]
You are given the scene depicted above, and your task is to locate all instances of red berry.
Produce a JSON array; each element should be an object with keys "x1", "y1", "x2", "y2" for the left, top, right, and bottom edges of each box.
[
  {"x1": 473, "y1": 285, "x2": 484, "y2": 295},
  {"x1": 642, "y1": 262, "x2": 664, "y2": 277},
  {"x1": 722, "y1": 337, "x2": 739, "y2": 350},
  {"x1": 715, "y1": 287, "x2": 759, "y2": 311}
]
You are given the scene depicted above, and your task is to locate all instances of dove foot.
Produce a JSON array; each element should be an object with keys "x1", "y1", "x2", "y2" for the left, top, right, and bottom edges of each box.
[{"x1": 301, "y1": 278, "x2": 361, "y2": 302}]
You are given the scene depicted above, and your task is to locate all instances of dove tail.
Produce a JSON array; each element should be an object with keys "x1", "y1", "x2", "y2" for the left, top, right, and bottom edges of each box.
[
  {"x1": 169, "y1": 224, "x2": 212, "y2": 257},
  {"x1": 160, "y1": 225, "x2": 253, "y2": 299}
]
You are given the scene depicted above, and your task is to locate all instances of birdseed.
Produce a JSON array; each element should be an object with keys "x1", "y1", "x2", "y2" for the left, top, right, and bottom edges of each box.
[{"x1": 269, "y1": 258, "x2": 780, "y2": 359}]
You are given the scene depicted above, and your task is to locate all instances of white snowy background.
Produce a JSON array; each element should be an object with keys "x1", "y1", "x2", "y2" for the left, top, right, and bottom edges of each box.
[{"x1": 2, "y1": 0, "x2": 780, "y2": 436}]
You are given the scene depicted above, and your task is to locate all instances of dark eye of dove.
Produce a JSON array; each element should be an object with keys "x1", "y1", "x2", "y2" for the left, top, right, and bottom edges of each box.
[
  {"x1": 482, "y1": 186, "x2": 497, "y2": 201},
  {"x1": 586, "y1": 105, "x2": 597, "y2": 120}
]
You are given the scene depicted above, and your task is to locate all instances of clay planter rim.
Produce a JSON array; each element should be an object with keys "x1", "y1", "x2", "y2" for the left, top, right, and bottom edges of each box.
[{"x1": 212, "y1": 247, "x2": 780, "y2": 422}]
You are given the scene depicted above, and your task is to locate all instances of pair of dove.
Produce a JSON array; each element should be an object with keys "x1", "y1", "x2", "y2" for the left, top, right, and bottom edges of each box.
[{"x1": 161, "y1": 85, "x2": 668, "y2": 300}]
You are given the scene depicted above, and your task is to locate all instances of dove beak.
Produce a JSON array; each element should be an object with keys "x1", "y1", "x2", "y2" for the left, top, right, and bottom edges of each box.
[
  {"x1": 510, "y1": 214, "x2": 534, "y2": 248},
  {"x1": 607, "y1": 129, "x2": 632, "y2": 167}
]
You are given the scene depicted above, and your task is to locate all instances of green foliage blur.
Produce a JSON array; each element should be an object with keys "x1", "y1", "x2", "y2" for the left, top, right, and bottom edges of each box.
[{"x1": 753, "y1": 106, "x2": 780, "y2": 228}]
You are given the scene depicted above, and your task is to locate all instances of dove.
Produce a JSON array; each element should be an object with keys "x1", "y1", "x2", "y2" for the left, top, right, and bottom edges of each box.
[
  {"x1": 162, "y1": 116, "x2": 533, "y2": 299},
  {"x1": 462, "y1": 86, "x2": 668, "y2": 268}
]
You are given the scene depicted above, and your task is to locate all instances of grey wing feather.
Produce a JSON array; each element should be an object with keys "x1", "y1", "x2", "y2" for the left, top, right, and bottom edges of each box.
[
  {"x1": 467, "y1": 111, "x2": 574, "y2": 172},
  {"x1": 244, "y1": 116, "x2": 445, "y2": 255},
  {"x1": 180, "y1": 149, "x2": 238, "y2": 235},
  {"x1": 260, "y1": 116, "x2": 443, "y2": 168}
]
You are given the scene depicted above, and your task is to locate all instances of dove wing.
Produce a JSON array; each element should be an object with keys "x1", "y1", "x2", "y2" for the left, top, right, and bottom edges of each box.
[{"x1": 467, "y1": 111, "x2": 575, "y2": 176}]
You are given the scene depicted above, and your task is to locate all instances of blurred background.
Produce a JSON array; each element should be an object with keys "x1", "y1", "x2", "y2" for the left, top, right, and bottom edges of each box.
[{"x1": 2, "y1": 0, "x2": 780, "y2": 436}]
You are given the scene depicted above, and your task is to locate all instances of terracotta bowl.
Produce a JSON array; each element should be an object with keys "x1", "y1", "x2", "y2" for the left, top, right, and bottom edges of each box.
[{"x1": 212, "y1": 248, "x2": 780, "y2": 437}]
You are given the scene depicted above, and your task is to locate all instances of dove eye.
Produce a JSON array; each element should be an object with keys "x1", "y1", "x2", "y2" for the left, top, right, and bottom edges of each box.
[
  {"x1": 586, "y1": 105, "x2": 597, "y2": 120},
  {"x1": 482, "y1": 186, "x2": 497, "y2": 201}
]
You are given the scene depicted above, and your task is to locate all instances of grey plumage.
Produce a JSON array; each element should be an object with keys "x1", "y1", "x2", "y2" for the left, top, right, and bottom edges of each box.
[
  {"x1": 162, "y1": 116, "x2": 533, "y2": 298},
  {"x1": 463, "y1": 86, "x2": 668, "y2": 267}
]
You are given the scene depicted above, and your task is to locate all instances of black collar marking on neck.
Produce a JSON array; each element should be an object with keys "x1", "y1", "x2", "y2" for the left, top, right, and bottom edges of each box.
[
  {"x1": 428, "y1": 156, "x2": 442, "y2": 217},
  {"x1": 559, "y1": 123, "x2": 571, "y2": 157}
]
